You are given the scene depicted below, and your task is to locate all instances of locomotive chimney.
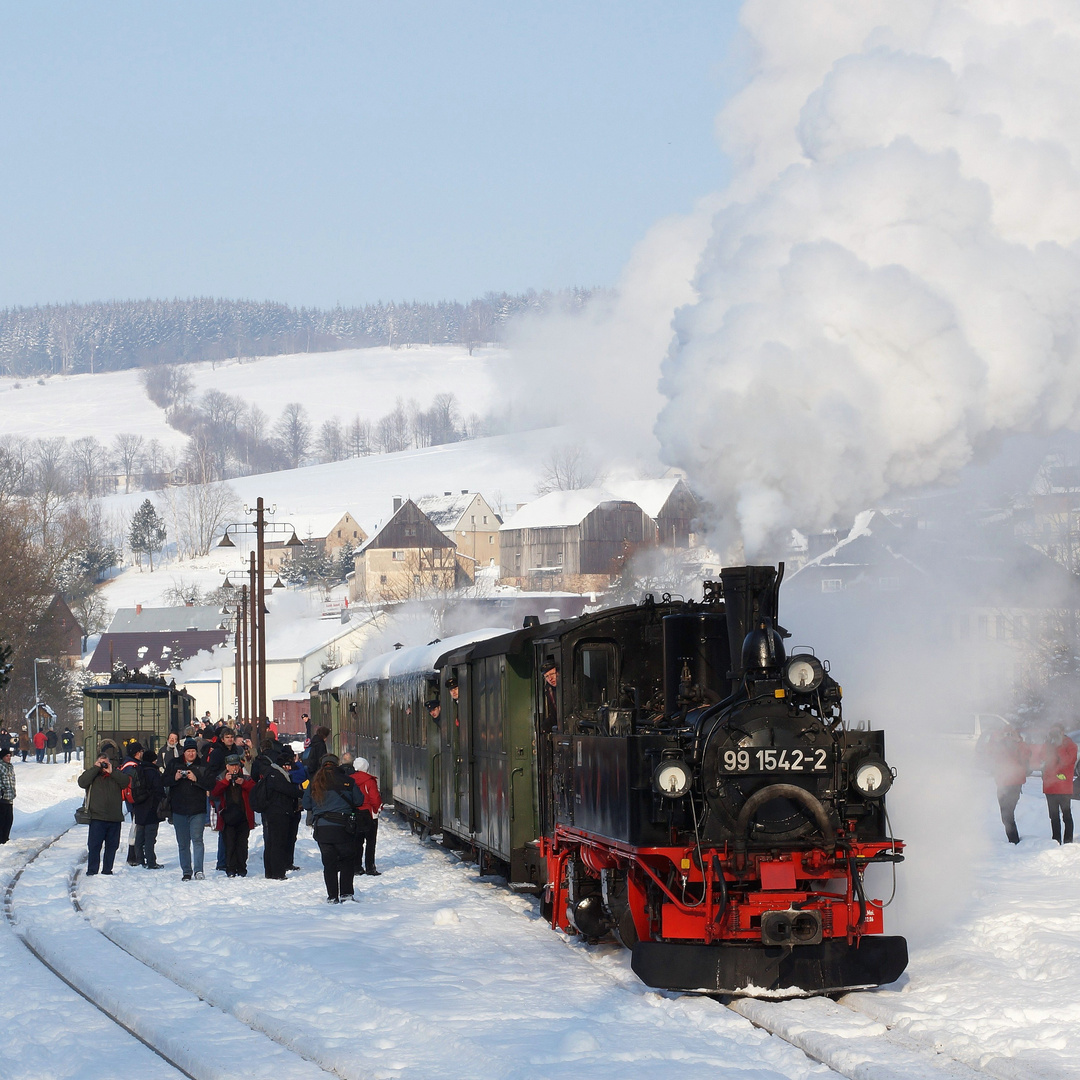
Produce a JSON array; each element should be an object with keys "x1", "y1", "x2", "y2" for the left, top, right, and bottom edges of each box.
[{"x1": 719, "y1": 565, "x2": 785, "y2": 679}]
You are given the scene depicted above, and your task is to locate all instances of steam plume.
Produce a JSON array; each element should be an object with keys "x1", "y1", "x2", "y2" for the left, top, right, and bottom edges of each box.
[{"x1": 658, "y1": 1, "x2": 1080, "y2": 553}]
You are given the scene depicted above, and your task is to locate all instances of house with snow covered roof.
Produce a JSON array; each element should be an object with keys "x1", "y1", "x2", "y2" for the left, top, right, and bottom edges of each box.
[
  {"x1": 498, "y1": 489, "x2": 656, "y2": 592},
  {"x1": 263, "y1": 511, "x2": 368, "y2": 573},
  {"x1": 415, "y1": 490, "x2": 501, "y2": 569},
  {"x1": 498, "y1": 478, "x2": 699, "y2": 592},
  {"x1": 349, "y1": 498, "x2": 459, "y2": 603}
]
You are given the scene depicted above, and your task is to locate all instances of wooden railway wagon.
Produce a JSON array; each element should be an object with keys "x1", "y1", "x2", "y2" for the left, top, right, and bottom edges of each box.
[{"x1": 82, "y1": 680, "x2": 195, "y2": 764}]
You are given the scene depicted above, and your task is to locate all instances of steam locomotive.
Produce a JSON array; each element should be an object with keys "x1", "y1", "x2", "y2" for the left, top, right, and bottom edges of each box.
[{"x1": 317, "y1": 564, "x2": 907, "y2": 995}]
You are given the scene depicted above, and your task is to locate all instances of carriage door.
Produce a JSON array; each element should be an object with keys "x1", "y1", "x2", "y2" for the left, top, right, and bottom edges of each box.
[{"x1": 445, "y1": 665, "x2": 472, "y2": 836}]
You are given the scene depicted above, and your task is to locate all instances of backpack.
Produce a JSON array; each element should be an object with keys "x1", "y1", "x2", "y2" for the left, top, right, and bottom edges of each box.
[
  {"x1": 249, "y1": 775, "x2": 269, "y2": 814},
  {"x1": 127, "y1": 763, "x2": 150, "y2": 805}
]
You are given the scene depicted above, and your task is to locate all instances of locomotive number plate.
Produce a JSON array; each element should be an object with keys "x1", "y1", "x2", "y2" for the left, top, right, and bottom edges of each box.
[{"x1": 721, "y1": 748, "x2": 830, "y2": 773}]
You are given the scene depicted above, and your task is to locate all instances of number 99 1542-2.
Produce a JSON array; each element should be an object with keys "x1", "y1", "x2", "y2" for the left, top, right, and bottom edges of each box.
[{"x1": 721, "y1": 747, "x2": 829, "y2": 773}]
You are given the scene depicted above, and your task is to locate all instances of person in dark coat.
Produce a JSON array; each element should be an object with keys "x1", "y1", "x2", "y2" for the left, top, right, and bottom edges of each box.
[
  {"x1": 0, "y1": 728, "x2": 13, "y2": 756},
  {"x1": 0, "y1": 747, "x2": 15, "y2": 843},
  {"x1": 78, "y1": 752, "x2": 131, "y2": 875},
  {"x1": 260, "y1": 752, "x2": 303, "y2": 880},
  {"x1": 61, "y1": 727, "x2": 75, "y2": 763},
  {"x1": 302, "y1": 755, "x2": 364, "y2": 902},
  {"x1": 164, "y1": 739, "x2": 214, "y2": 880},
  {"x1": 210, "y1": 756, "x2": 256, "y2": 877},
  {"x1": 282, "y1": 746, "x2": 305, "y2": 870},
  {"x1": 45, "y1": 727, "x2": 58, "y2": 764},
  {"x1": 132, "y1": 748, "x2": 166, "y2": 868},
  {"x1": 307, "y1": 726, "x2": 330, "y2": 776}
]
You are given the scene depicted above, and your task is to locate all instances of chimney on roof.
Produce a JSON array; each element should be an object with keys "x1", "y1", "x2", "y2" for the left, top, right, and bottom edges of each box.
[
  {"x1": 136, "y1": 604, "x2": 142, "y2": 615},
  {"x1": 393, "y1": 497, "x2": 402, "y2": 513},
  {"x1": 461, "y1": 489, "x2": 468, "y2": 495},
  {"x1": 444, "y1": 491, "x2": 451, "y2": 496}
]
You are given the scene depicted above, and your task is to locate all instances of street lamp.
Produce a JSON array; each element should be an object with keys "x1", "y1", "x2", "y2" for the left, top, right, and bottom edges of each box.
[
  {"x1": 217, "y1": 498, "x2": 302, "y2": 748},
  {"x1": 32, "y1": 657, "x2": 51, "y2": 736}
]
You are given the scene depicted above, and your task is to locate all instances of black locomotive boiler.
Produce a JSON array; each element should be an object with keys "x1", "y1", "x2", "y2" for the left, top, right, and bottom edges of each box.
[{"x1": 319, "y1": 564, "x2": 907, "y2": 996}]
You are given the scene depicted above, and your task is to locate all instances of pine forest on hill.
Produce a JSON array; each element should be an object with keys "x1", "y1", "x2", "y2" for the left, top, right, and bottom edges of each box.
[{"x1": 0, "y1": 289, "x2": 594, "y2": 378}]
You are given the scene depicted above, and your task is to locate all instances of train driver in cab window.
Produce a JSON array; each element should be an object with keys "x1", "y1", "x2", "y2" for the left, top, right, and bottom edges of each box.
[{"x1": 542, "y1": 659, "x2": 558, "y2": 727}]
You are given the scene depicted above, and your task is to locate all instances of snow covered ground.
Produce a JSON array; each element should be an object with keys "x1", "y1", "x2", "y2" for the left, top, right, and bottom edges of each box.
[
  {"x1": 0, "y1": 344, "x2": 506, "y2": 448},
  {"x1": 3, "y1": 759, "x2": 1079, "y2": 1079}
]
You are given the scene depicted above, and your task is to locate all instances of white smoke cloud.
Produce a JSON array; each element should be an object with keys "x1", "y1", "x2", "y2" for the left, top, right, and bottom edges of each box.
[
  {"x1": 658, "y1": 0, "x2": 1080, "y2": 553},
  {"x1": 504, "y1": 199, "x2": 718, "y2": 469}
]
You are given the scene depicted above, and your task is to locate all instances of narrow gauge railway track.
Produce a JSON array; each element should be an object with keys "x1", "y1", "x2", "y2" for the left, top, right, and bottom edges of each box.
[
  {"x1": 722, "y1": 993, "x2": 989, "y2": 1080},
  {"x1": 2, "y1": 827, "x2": 193, "y2": 1079},
  {"x1": 5, "y1": 826, "x2": 335, "y2": 1080}
]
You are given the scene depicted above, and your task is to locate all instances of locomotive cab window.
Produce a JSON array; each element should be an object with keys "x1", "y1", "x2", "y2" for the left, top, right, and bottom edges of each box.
[{"x1": 575, "y1": 642, "x2": 617, "y2": 713}]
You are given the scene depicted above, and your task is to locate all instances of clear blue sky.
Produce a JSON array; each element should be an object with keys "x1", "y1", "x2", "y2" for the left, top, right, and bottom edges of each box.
[{"x1": 0, "y1": 2, "x2": 743, "y2": 308}]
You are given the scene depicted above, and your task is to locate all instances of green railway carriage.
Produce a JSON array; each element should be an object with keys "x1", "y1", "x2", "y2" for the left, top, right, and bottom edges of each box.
[{"x1": 82, "y1": 679, "x2": 195, "y2": 764}]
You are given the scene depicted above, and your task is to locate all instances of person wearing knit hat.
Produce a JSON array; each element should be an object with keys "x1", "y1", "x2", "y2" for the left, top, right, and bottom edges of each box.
[{"x1": 164, "y1": 739, "x2": 213, "y2": 880}]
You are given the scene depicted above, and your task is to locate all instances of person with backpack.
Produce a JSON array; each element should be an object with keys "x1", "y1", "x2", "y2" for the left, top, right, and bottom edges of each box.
[
  {"x1": 61, "y1": 727, "x2": 75, "y2": 763},
  {"x1": 120, "y1": 742, "x2": 146, "y2": 866},
  {"x1": 210, "y1": 756, "x2": 256, "y2": 877},
  {"x1": 281, "y1": 746, "x2": 305, "y2": 870},
  {"x1": 165, "y1": 739, "x2": 214, "y2": 880},
  {"x1": 252, "y1": 747, "x2": 303, "y2": 879},
  {"x1": 132, "y1": 748, "x2": 166, "y2": 868},
  {"x1": 343, "y1": 754, "x2": 383, "y2": 876},
  {"x1": 302, "y1": 755, "x2": 364, "y2": 903}
]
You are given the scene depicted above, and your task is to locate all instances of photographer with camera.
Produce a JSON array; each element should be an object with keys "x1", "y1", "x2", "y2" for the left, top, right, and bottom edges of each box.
[
  {"x1": 164, "y1": 739, "x2": 213, "y2": 880},
  {"x1": 78, "y1": 751, "x2": 131, "y2": 875},
  {"x1": 210, "y1": 755, "x2": 256, "y2": 877}
]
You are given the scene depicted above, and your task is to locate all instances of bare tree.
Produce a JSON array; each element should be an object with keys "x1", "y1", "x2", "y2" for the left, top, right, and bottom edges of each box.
[
  {"x1": 536, "y1": 444, "x2": 604, "y2": 495},
  {"x1": 241, "y1": 404, "x2": 270, "y2": 472},
  {"x1": 275, "y1": 403, "x2": 311, "y2": 468},
  {"x1": 69, "y1": 436, "x2": 103, "y2": 496},
  {"x1": 347, "y1": 415, "x2": 373, "y2": 457},
  {"x1": 317, "y1": 417, "x2": 345, "y2": 462},
  {"x1": 374, "y1": 399, "x2": 410, "y2": 454},
  {"x1": 30, "y1": 437, "x2": 71, "y2": 543},
  {"x1": 112, "y1": 433, "x2": 145, "y2": 494}
]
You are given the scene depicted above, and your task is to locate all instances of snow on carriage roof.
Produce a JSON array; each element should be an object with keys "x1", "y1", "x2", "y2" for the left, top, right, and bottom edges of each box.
[
  {"x1": 342, "y1": 627, "x2": 510, "y2": 689},
  {"x1": 316, "y1": 662, "x2": 361, "y2": 691}
]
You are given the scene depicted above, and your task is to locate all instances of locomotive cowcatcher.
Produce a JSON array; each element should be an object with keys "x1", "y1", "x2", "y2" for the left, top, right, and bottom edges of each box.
[{"x1": 539, "y1": 565, "x2": 907, "y2": 995}]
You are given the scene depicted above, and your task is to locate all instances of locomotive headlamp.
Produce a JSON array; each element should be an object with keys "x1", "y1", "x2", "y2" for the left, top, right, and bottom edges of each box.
[
  {"x1": 851, "y1": 756, "x2": 892, "y2": 799},
  {"x1": 783, "y1": 654, "x2": 825, "y2": 693},
  {"x1": 653, "y1": 759, "x2": 692, "y2": 798}
]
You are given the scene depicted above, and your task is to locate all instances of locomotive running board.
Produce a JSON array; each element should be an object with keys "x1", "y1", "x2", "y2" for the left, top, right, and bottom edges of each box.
[{"x1": 631, "y1": 937, "x2": 908, "y2": 996}]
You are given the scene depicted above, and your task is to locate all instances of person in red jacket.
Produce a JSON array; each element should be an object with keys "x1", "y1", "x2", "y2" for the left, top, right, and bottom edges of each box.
[
  {"x1": 1037, "y1": 725, "x2": 1077, "y2": 844},
  {"x1": 210, "y1": 755, "x2": 256, "y2": 876},
  {"x1": 32, "y1": 728, "x2": 47, "y2": 764},
  {"x1": 344, "y1": 753, "x2": 383, "y2": 875},
  {"x1": 987, "y1": 728, "x2": 1030, "y2": 844}
]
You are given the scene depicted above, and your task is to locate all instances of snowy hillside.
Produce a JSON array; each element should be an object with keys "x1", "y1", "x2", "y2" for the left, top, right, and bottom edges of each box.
[{"x1": 0, "y1": 344, "x2": 506, "y2": 446}]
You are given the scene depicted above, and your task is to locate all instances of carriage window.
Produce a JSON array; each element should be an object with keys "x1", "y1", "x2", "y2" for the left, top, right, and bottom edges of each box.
[{"x1": 577, "y1": 644, "x2": 616, "y2": 709}]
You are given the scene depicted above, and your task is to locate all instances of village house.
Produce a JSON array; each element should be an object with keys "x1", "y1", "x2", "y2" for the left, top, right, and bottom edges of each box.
[
  {"x1": 349, "y1": 498, "x2": 459, "y2": 603},
  {"x1": 498, "y1": 478, "x2": 700, "y2": 592},
  {"x1": 263, "y1": 511, "x2": 368, "y2": 574},
  {"x1": 87, "y1": 603, "x2": 231, "y2": 679},
  {"x1": 40, "y1": 594, "x2": 86, "y2": 665},
  {"x1": 415, "y1": 490, "x2": 502, "y2": 571}
]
